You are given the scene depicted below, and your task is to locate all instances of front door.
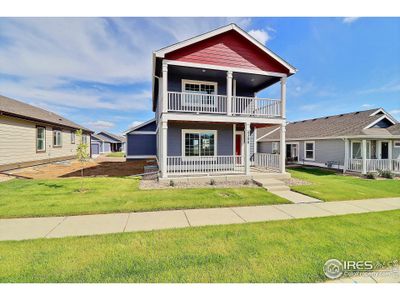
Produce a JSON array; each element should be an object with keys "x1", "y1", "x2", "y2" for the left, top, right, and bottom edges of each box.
[
  {"x1": 381, "y1": 142, "x2": 389, "y2": 159},
  {"x1": 235, "y1": 132, "x2": 244, "y2": 165},
  {"x1": 286, "y1": 143, "x2": 298, "y2": 162}
]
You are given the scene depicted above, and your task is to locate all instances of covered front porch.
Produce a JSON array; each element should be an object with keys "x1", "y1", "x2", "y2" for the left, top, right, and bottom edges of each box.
[
  {"x1": 158, "y1": 120, "x2": 286, "y2": 178},
  {"x1": 344, "y1": 138, "x2": 400, "y2": 174}
]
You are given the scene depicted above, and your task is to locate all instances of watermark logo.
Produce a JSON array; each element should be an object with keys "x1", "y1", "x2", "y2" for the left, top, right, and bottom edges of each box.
[{"x1": 323, "y1": 259, "x2": 344, "y2": 279}]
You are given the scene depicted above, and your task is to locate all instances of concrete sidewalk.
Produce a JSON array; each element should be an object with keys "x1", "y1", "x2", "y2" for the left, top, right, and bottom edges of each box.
[{"x1": 0, "y1": 198, "x2": 399, "y2": 241}]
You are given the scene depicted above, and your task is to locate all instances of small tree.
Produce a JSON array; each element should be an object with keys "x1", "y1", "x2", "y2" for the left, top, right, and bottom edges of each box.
[{"x1": 76, "y1": 129, "x2": 89, "y2": 191}]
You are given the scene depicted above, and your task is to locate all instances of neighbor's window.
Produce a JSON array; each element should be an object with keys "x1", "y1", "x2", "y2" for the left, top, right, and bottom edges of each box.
[
  {"x1": 304, "y1": 141, "x2": 315, "y2": 160},
  {"x1": 394, "y1": 141, "x2": 400, "y2": 148},
  {"x1": 352, "y1": 141, "x2": 362, "y2": 159},
  {"x1": 183, "y1": 130, "x2": 216, "y2": 157},
  {"x1": 71, "y1": 131, "x2": 75, "y2": 144},
  {"x1": 36, "y1": 126, "x2": 46, "y2": 152},
  {"x1": 82, "y1": 134, "x2": 88, "y2": 144},
  {"x1": 272, "y1": 142, "x2": 280, "y2": 154},
  {"x1": 53, "y1": 130, "x2": 62, "y2": 147}
]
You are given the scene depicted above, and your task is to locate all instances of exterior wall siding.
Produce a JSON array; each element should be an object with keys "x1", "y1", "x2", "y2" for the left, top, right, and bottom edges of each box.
[
  {"x1": 127, "y1": 134, "x2": 157, "y2": 156},
  {"x1": 165, "y1": 31, "x2": 289, "y2": 74},
  {"x1": 0, "y1": 115, "x2": 88, "y2": 169},
  {"x1": 103, "y1": 142, "x2": 111, "y2": 153},
  {"x1": 167, "y1": 122, "x2": 233, "y2": 156}
]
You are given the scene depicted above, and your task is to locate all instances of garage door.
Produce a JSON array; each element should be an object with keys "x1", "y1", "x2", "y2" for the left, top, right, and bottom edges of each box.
[{"x1": 91, "y1": 143, "x2": 100, "y2": 155}]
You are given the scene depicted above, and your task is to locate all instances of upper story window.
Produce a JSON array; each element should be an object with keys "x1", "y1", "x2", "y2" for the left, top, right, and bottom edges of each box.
[
  {"x1": 181, "y1": 80, "x2": 218, "y2": 108},
  {"x1": 53, "y1": 129, "x2": 62, "y2": 147},
  {"x1": 36, "y1": 126, "x2": 46, "y2": 152}
]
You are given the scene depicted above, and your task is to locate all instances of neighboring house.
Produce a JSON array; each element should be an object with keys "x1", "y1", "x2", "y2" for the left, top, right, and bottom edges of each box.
[
  {"x1": 143, "y1": 23, "x2": 297, "y2": 178},
  {"x1": 257, "y1": 108, "x2": 400, "y2": 174},
  {"x1": 124, "y1": 119, "x2": 157, "y2": 159},
  {"x1": 91, "y1": 131, "x2": 126, "y2": 155},
  {"x1": 0, "y1": 95, "x2": 93, "y2": 171}
]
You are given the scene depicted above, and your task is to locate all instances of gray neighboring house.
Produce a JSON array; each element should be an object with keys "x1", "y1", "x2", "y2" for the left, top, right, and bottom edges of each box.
[
  {"x1": 91, "y1": 131, "x2": 126, "y2": 155},
  {"x1": 0, "y1": 95, "x2": 93, "y2": 171},
  {"x1": 257, "y1": 108, "x2": 400, "y2": 174},
  {"x1": 124, "y1": 119, "x2": 157, "y2": 159}
]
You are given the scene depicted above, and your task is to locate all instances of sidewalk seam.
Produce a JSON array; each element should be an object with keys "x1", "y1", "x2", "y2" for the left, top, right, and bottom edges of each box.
[
  {"x1": 183, "y1": 210, "x2": 192, "y2": 227},
  {"x1": 230, "y1": 208, "x2": 247, "y2": 223},
  {"x1": 272, "y1": 205, "x2": 296, "y2": 219},
  {"x1": 45, "y1": 216, "x2": 67, "y2": 238},
  {"x1": 123, "y1": 213, "x2": 131, "y2": 232}
]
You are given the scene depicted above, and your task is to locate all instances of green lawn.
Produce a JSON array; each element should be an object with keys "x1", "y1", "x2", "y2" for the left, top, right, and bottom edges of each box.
[
  {"x1": 289, "y1": 167, "x2": 400, "y2": 201},
  {"x1": 106, "y1": 152, "x2": 125, "y2": 157},
  {"x1": 0, "y1": 177, "x2": 288, "y2": 218},
  {"x1": 0, "y1": 210, "x2": 398, "y2": 283}
]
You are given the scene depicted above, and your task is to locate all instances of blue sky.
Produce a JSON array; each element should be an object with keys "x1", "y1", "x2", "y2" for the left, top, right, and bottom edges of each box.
[{"x1": 0, "y1": 17, "x2": 399, "y2": 134}]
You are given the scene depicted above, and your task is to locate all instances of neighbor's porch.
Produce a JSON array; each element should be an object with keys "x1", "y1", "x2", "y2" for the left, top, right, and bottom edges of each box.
[
  {"x1": 344, "y1": 139, "x2": 400, "y2": 174},
  {"x1": 158, "y1": 120, "x2": 286, "y2": 178}
]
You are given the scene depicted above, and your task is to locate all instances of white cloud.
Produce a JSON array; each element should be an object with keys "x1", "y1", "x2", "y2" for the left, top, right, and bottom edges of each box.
[
  {"x1": 390, "y1": 109, "x2": 400, "y2": 116},
  {"x1": 248, "y1": 29, "x2": 270, "y2": 45},
  {"x1": 129, "y1": 120, "x2": 144, "y2": 128},
  {"x1": 343, "y1": 17, "x2": 360, "y2": 24},
  {"x1": 361, "y1": 104, "x2": 375, "y2": 108},
  {"x1": 299, "y1": 104, "x2": 320, "y2": 112},
  {"x1": 86, "y1": 120, "x2": 115, "y2": 131},
  {"x1": 358, "y1": 80, "x2": 400, "y2": 95}
]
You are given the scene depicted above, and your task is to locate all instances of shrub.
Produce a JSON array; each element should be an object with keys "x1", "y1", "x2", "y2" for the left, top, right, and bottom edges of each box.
[
  {"x1": 210, "y1": 179, "x2": 216, "y2": 186},
  {"x1": 169, "y1": 180, "x2": 175, "y2": 187},
  {"x1": 378, "y1": 170, "x2": 394, "y2": 179},
  {"x1": 365, "y1": 172, "x2": 376, "y2": 180}
]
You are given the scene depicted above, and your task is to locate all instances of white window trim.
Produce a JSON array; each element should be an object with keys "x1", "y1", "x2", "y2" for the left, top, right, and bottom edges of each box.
[
  {"x1": 53, "y1": 129, "x2": 63, "y2": 147},
  {"x1": 350, "y1": 140, "x2": 371, "y2": 159},
  {"x1": 181, "y1": 129, "x2": 218, "y2": 158},
  {"x1": 71, "y1": 131, "x2": 76, "y2": 144},
  {"x1": 181, "y1": 79, "x2": 218, "y2": 93},
  {"x1": 272, "y1": 142, "x2": 279, "y2": 154},
  {"x1": 304, "y1": 141, "x2": 315, "y2": 161},
  {"x1": 36, "y1": 126, "x2": 46, "y2": 152},
  {"x1": 394, "y1": 140, "x2": 400, "y2": 148}
]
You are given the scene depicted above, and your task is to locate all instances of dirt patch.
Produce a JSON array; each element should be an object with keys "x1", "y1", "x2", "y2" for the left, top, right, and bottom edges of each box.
[
  {"x1": 0, "y1": 174, "x2": 15, "y2": 182},
  {"x1": 6, "y1": 156, "x2": 157, "y2": 179},
  {"x1": 139, "y1": 179, "x2": 258, "y2": 190}
]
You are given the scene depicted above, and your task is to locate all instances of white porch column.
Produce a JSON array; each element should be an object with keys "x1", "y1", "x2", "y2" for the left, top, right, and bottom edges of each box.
[
  {"x1": 280, "y1": 76, "x2": 287, "y2": 118},
  {"x1": 362, "y1": 139, "x2": 367, "y2": 174},
  {"x1": 162, "y1": 62, "x2": 168, "y2": 113},
  {"x1": 388, "y1": 140, "x2": 393, "y2": 170},
  {"x1": 226, "y1": 71, "x2": 233, "y2": 116},
  {"x1": 343, "y1": 138, "x2": 349, "y2": 173},
  {"x1": 160, "y1": 120, "x2": 168, "y2": 178},
  {"x1": 244, "y1": 122, "x2": 251, "y2": 175},
  {"x1": 279, "y1": 123, "x2": 286, "y2": 173}
]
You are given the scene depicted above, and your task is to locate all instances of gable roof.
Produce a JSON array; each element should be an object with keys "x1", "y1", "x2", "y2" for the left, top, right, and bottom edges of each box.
[
  {"x1": 0, "y1": 94, "x2": 93, "y2": 133},
  {"x1": 154, "y1": 23, "x2": 297, "y2": 74},
  {"x1": 257, "y1": 108, "x2": 400, "y2": 141},
  {"x1": 96, "y1": 131, "x2": 125, "y2": 143},
  {"x1": 123, "y1": 119, "x2": 156, "y2": 135}
]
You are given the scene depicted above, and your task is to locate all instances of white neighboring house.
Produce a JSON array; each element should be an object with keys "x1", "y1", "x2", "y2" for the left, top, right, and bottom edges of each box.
[
  {"x1": 257, "y1": 108, "x2": 400, "y2": 174},
  {"x1": 0, "y1": 95, "x2": 93, "y2": 171}
]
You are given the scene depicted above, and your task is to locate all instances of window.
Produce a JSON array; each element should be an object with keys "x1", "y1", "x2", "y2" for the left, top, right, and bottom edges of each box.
[
  {"x1": 395, "y1": 141, "x2": 400, "y2": 148},
  {"x1": 272, "y1": 142, "x2": 280, "y2": 154},
  {"x1": 53, "y1": 130, "x2": 62, "y2": 147},
  {"x1": 182, "y1": 80, "x2": 217, "y2": 107},
  {"x1": 182, "y1": 130, "x2": 216, "y2": 157},
  {"x1": 71, "y1": 131, "x2": 76, "y2": 144},
  {"x1": 351, "y1": 141, "x2": 371, "y2": 159},
  {"x1": 304, "y1": 141, "x2": 315, "y2": 161},
  {"x1": 36, "y1": 126, "x2": 46, "y2": 152},
  {"x1": 82, "y1": 134, "x2": 88, "y2": 144}
]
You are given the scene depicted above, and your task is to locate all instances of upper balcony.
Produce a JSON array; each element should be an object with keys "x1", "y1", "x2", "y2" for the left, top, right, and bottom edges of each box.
[{"x1": 157, "y1": 63, "x2": 287, "y2": 122}]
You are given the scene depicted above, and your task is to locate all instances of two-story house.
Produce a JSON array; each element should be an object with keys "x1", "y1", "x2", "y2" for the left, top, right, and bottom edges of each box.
[{"x1": 126, "y1": 24, "x2": 297, "y2": 179}]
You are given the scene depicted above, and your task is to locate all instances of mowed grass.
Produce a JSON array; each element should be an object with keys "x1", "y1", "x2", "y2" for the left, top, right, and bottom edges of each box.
[
  {"x1": 0, "y1": 177, "x2": 288, "y2": 218},
  {"x1": 0, "y1": 210, "x2": 398, "y2": 283},
  {"x1": 106, "y1": 152, "x2": 125, "y2": 157},
  {"x1": 289, "y1": 167, "x2": 400, "y2": 201}
]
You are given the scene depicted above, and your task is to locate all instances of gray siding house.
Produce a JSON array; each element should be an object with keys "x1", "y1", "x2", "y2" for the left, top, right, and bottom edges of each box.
[
  {"x1": 139, "y1": 23, "x2": 298, "y2": 178},
  {"x1": 0, "y1": 95, "x2": 92, "y2": 171},
  {"x1": 91, "y1": 131, "x2": 126, "y2": 155},
  {"x1": 257, "y1": 108, "x2": 400, "y2": 174}
]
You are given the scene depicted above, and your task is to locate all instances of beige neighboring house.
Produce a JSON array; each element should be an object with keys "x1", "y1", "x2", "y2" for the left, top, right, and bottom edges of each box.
[{"x1": 0, "y1": 95, "x2": 93, "y2": 172}]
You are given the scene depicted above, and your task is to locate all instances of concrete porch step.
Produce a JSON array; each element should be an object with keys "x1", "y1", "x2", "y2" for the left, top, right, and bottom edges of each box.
[{"x1": 263, "y1": 185, "x2": 291, "y2": 192}]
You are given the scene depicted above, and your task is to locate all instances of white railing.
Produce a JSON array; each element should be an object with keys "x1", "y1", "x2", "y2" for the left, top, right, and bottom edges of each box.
[
  {"x1": 253, "y1": 153, "x2": 280, "y2": 171},
  {"x1": 168, "y1": 92, "x2": 227, "y2": 114},
  {"x1": 232, "y1": 96, "x2": 281, "y2": 117},
  {"x1": 347, "y1": 159, "x2": 400, "y2": 173},
  {"x1": 166, "y1": 155, "x2": 244, "y2": 175},
  {"x1": 167, "y1": 92, "x2": 282, "y2": 118},
  {"x1": 347, "y1": 159, "x2": 363, "y2": 172}
]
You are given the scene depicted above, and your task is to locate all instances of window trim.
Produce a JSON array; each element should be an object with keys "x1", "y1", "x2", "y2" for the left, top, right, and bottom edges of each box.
[
  {"x1": 36, "y1": 126, "x2": 46, "y2": 153},
  {"x1": 351, "y1": 140, "x2": 371, "y2": 159},
  {"x1": 181, "y1": 129, "x2": 218, "y2": 158},
  {"x1": 181, "y1": 79, "x2": 218, "y2": 94},
  {"x1": 394, "y1": 140, "x2": 400, "y2": 148},
  {"x1": 71, "y1": 131, "x2": 76, "y2": 144},
  {"x1": 304, "y1": 141, "x2": 315, "y2": 161},
  {"x1": 53, "y1": 129, "x2": 63, "y2": 148},
  {"x1": 181, "y1": 79, "x2": 219, "y2": 108}
]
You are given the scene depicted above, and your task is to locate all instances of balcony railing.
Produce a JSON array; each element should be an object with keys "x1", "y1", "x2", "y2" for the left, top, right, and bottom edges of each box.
[
  {"x1": 347, "y1": 159, "x2": 400, "y2": 173},
  {"x1": 167, "y1": 92, "x2": 281, "y2": 118},
  {"x1": 166, "y1": 155, "x2": 244, "y2": 175}
]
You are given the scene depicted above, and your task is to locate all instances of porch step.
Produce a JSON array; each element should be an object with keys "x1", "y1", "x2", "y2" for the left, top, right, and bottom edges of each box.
[
  {"x1": 253, "y1": 178, "x2": 290, "y2": 192},
  {"x1": 263, "y1": 185, "x2": 291, "y2": 192}
]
